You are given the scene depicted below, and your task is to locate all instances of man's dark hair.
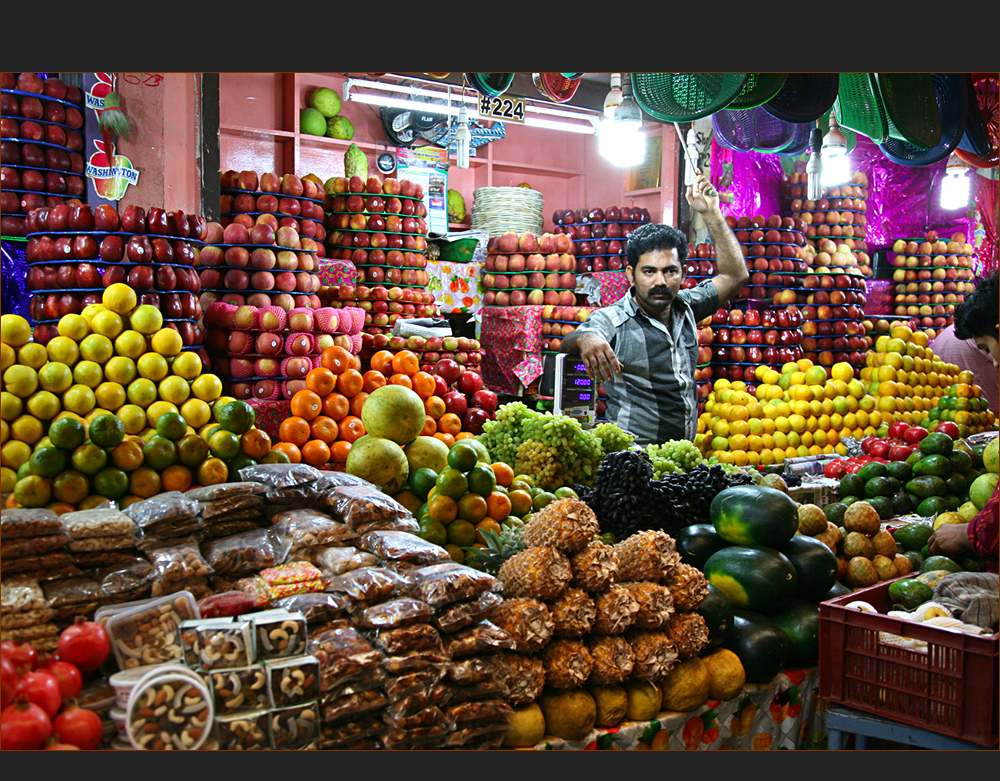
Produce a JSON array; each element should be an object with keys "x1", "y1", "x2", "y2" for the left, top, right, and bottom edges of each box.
[
  {"x1": 625, "y1": 223, "x2": 689, "y2": 269},
  {"x1": 954, "y1": 269, "x2": 999, "y2": 341}
]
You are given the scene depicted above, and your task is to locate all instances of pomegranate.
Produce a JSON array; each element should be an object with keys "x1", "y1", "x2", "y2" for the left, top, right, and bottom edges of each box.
[
  {"x1": 56, "y1": 616, "x2": 111, "y2": 673},
  {"x1": 52, "y1": 700, "x2": 103, "y2": 750},
  {"x1": 1, "y1": 656, "x2": 17, "y2": 709},
  {"x1": 1, "y1": 696, "x2": 53, "y2": 750},
  {"x1": 1, "y1": 640, "x2": 39, "y2": 672},
  {"x1": 38, "y1": 655, "x2": 83, "y2": 701},
  {"x1": 15, "y1": 669, "x2": 63, "y2": 718}
]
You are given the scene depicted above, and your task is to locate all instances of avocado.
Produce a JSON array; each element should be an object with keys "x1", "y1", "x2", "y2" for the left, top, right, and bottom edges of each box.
[
  {"x1": 971, "y1": 442, "x2": 987, "y2": 468},
  {"x1": 945, "y1": 494, "x2": 964, "y2": 511},
  {"x1": 864, "y1": 476, "x2": 900, "y2": 498},
  {"x1": 885, "y1": 461, "x2": 913, "y2": 483},
  {"x1": 912, "y1": 454, "x2": 951, "y2": 478},
  {"x1": 906, "y1": 451, "x2": 924, "y2": 467},
  {"x1": 919, "y1": 432, "x2": 954, "y2": 457},
  {"x1": 840, "y1": 495, "x2": 863, "y2": 507},
  {"x1": 887, "y1": 578, "x2": 935, "y2": 611},
  {"x1": 893, "y1": 492, "x2": 917, "y2": 516},
  {"x1": 944, "y1": 472, "x2": 969, "y2": 496},
  {"x1": 894, "y1": 521, "x2": 934, "y2": 551},
  {"x1": 868, "y1": 495, "x2": 896, "y2": 521},
  {"x1": 916, "y1": 495, "x2": 951, "y2": 517},
  {"x1": 839, "y1": 474, "x2": 866, "y2": 499},
  {"x1": 905, "y1": 475, "x2": 948, "y2": 498},
  {"x1": 949, "y1": 450, "x2": 973, "y2": 473},
  {"x1": 857, "y1": 462, "x2": 889, "y2": 481}
]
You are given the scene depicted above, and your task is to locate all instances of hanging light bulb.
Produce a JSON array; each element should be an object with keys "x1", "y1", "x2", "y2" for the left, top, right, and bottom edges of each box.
[
  {"x1": 603, "y1": 73, "x2": 623, "y2": 118},
  {"x1": 821, "y1": 113, "x2": 851, "y2": 188},
  {"x1": 941, "y1": 153, "x2": 971, "y2": 210},
  {"x1": 455, "y1": 105, "x2": 471, "y2": 170},
  {"x1": 599, "y1": 73, "x2": 645, "y2": 167},
  {"x1": 806, "y1": 121, "x2": 823, "y2": 201}
]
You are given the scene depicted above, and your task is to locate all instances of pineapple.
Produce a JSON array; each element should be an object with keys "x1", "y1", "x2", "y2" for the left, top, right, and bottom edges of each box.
[
  {"x1": 522, "y1": 498, "x2": 600, "y2": 555},
  {"x1": 586, "y1": 635, "x2": 635, "y2": 685},
  {"x1": 665, "y1": 611, "x2": 710, "y2": 659},
  {"x1": 548, "y1": 588, "x2": 597, "y2": 638},
  {"x1": 592, "y1": 584, "x2": 640, "y2": 635},
  {"x1": 664, "y1": 563, "x2": 710, "y2": 611},
  {"x1": 489, "y1": 598, "x2": 554, "y2": 654},
  {"x1": 613, "y1": 530, "x2": 680, "y2": 582},
  {"x1": 618, "y1": 581, "x2": 674, "y2": 630},
  {"x1": 626, "y1": 630, "x2": 678, "y2": 682},
  {"x1": 468, "y1": 525, "x2": 524, "y2": 575},
  {"x1": 568, "y1": 539, "x2": 618, "y2": 593},
  {"x1": 498, "y1": 545, "x2": 571, "y2": 601},
  {"x1": 489, "y1": 651, "x2": 546, "y2": 706},
  {"x1": 539, "y1": 639, "x2": 594, "y2": 690}
]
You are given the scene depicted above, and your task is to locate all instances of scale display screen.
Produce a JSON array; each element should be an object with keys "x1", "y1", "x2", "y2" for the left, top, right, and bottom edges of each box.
[{"x1": 555, "y1": 356, "x2": 596, "y2": 422}]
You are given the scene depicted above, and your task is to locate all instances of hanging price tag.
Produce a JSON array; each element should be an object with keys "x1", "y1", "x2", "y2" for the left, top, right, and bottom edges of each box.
[{"x1": 478, "y1": 94, "x2": 525, "y2": 123}]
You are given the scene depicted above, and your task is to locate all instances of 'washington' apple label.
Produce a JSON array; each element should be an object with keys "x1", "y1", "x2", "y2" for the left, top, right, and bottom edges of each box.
[{"x1": 86, "y1": 142, "x2": 139, "y2": 202}]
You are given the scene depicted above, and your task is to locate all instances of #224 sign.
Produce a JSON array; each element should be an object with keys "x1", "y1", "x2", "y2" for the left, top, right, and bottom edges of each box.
[{"x1": 478, "y1": 94, "x2": 525, "y2": 123}]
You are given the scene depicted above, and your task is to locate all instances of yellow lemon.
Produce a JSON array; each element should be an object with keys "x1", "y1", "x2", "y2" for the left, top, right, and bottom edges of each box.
[
  {"x1": 91, "y1": 310, "x2": 124, "y2": 339},
  {"x1": 150, "y1": 328, "x2": 183, "y2": 357},
  {"x1": 4, "y1": 364, "x2": 39, "y2": 398},
  {"x1": 79, "y1": 334, "x2": 114, "y2": 364},
  {"x1": 137, "y1": 353, "x2": 169, "y2": 382},
  {"x1": 80, "y1": 303, "x2": 107, "y2": 325},
  {"x1": 170, "y1": 351, "x2": 203, "y2": 381},
  {"x1": 128, "y1": 304, "x2": 163, "y2": 335},
  {"x1": 192, "y1": 373, "x2": 223, "y2": 402},
  {"x1": 37, "y1": 362, "x2": 73, "y2": 395},
  {"x1": 114, "y1": 330, "x2": 147, "y2": 360},
  {"x1": 126, "y1": 378, "x2": 158, "y2": 408},
  {"x1": 1, "y1": 315, "x2": 32, "y2": 347},
  {"x1": 16, "y1": 342, "x2": 48, "y2": 371},
  {"x1": 57, "y1": 313, "x2": 90, "y2": 342},
  {"x1": 25, "y1": 390, "x2": 60, "y2": 421},
  {"x1": 103, "y1": 283, "x2": 137, "y2": 315},
  {"x1": 180, "y1": 398, "x2": 211, "y2": 429},
  {"x1": 146, "y1": 400, "x2": 179, "y2": 428},
  {"x1": 158, "y1": 375, "x2": 191, "y2": 406},
  {"x1": 10, "y1": 415, "x2": 44, "y2": 445}
]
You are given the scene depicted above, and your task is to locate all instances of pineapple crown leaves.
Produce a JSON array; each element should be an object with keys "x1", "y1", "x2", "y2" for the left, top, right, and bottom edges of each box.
[{"x1": 463, "y1": 527, "x2": 520, "y2": 575}]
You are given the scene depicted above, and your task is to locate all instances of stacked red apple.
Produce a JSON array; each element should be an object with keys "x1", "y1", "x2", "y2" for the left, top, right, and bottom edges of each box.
[
  {"x1": 197, "y1": 219, "x2": 322, "y2": 312},
  {"x1": 481, "y1": 231, "x2": 577, "y2": 308},
  {"x1": 323, "y1": 173, "x2": 431, "y2": 289},
  {"x1": 219, "y1": 169, "x2": 327, "y2": 244},
  {"x1": 887, "y1": 231, "x2": 976, "y2": 330},
  {"x1": 25, "y1": 203, "x2": 208, "y2": 349},
  {"x1": 1, "y1": 72, "x2": 85, "y2": 238},
  {"x1": 681, "y1": 242, "x2": 718, "y2": 290},
  {"x1": 696, "y1": 318, "x2": 714, "y2": 409},
  {"x1": 430, "y1": 357, "x2": 497, "y2": 436},
  {"x1": 203, "y1": 301, "x2": 363, "y2": 402},
  {"x1": 707, "y1": 305, "x2": 805, "y2": 388},
  {"x1": 799, "y1": 297, "x2": 869, "y2": 371},
  {"x1": 320, "y1": 283, "x2": 440, "y2": 341},
  {"x1": 551, "y1": 205, "x2": 649, "y2": 274},
  {"x1": 784, "y1": 172, "x2": 872, "y2": 276},
  {"x1": 724, "y1": 214, "x2": 809, "y2": 306},
  {"x1": 539, "y1": 304, "x2": 598, "y2": 353}
]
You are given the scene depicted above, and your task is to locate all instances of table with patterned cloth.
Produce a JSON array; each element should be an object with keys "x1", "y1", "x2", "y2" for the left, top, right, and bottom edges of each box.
[
  {"x1": 530, "y1": 667, "x2": 827, "y2": 751},
  {"x1": 480, "y1": 305, "x2": 546, "y2": 395}
]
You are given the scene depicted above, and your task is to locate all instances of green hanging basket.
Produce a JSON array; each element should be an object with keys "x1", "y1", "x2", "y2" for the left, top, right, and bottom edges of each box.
[{"x1": 631, "y1": 72, "x2": 749, "y2": 122}]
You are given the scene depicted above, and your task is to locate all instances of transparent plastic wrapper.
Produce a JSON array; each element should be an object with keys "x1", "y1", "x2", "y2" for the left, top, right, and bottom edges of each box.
[
  {"x1": 443, "y1": 620, "x2": 517, "y2": 658},
  {"x1": 305, "y1": 546, "x2": 379, "y2": 577},
  {"x1": 319, "y1": 716, "x2": 384, "y2": 748},
  {"x1": 196, "y1": 590, "x2": 258, "y2": 619},
  {"x1": 1, "y1": 607, "x2": 55, "y2": 630},
  {"x1": 238, "y1": 462, "x2": 324, "y2": 489},
  {"x1": 323, "y1": 566, "x2": 407, "y2": 604},
  {"x1": 249, "y1": 609, "x2": 308, "y2": 660},
  {"x1": 146, "y1": 538, "x2": 214, "y2": 591},
  {"x1": 97, "y1": 557, "x2": 155, "y2": 603},
  {"x1": 271, "y1": 592, "x2": 352, "y2": 626},
  {"x1": 42, "y1": 576, "x2": 103, "y2": 610},
  {"x1": 444, "y1": 699, "x2": 513, "y2": 727},
  {"x1": 180, "y1": 618, "x2": 254, "y2": 670},
  {"x1": 126, "y1": 492, "x2": 201, "y2": 537},
  {"x1": 446, "y1": 656, "x2": 495, "y2": 686},
  {"x1": 66, "y1": 534, "x2": 136, "y2": 552},
  {"x1": 404, "y1": 562, "x2": 502, "y2": 608},
  {"x1": 215, "y1": 709, "x2": 269, "y2": 750},
  {"x1": 105, "y1": 592, "x2": 200, "y2": 671},
  {"x1": 265, "y1": 654, "x2": 320, "y2": 707},
  {"x1": 185, "y1": 482, "x2": 268, "y2": 502},
  {"x1": 125, "y1": 665, "x2": 213, "y2": 750},
  {"x1": 198, "y1": 519, "x2": 263, "y2": 542},
  {"x1": 60, "y1": 508, "x2": 135, "y2": 540},
  {"x1": 320, "y1": 689, "x2": 389, "y2": 724},
  {"x1": 358, "y1": 530, "x2": 453, "y2": 566},
  {"x1": 382, "y1": 667, "x2": 447, "y2": 701},
  {"x1": 372, "y1": 622, "x2": 445, "y2": 655},
  {"x1": 207, "y1": 664, "x2": 269, "y2": 714},
  {"x1": 258, "y1": 562, "x2": 324, "y2": 595},
  {"x1": 233, "y1": 576, "x2": 272, "y2": 609},
  {"x1": 433, "y1": 591, "x2": 503, "y2": 634},
  {"x1": 197, "y1": 494, "x2": 266, "y2": 526},
  {"x1": 1, "y1": 532, "x2": 71, "y2": 558},
  {"x1": 200, "y1": 528, "x2": 276, "y2": 577},
  {"x1": 268, "y1": 510, "x2": 358, "y2": 563},
  {"x1": 381, "y1": 650, "x2": 450, "y2": 675},
  {"x1": 318, "y1": 667, "x2": 385, "y2": 701},
  {"x1": 306, "y1": 625, "x2": 383, "y2": 692},
  {"x1": 269, "y1": 700, "x2": 320, "y2": 749},
  {"x1": 320, "y1": 484, "x2": 417, "y2": 534},
  {"x1": 384, "y1": 704, "x2": 445, "y2": 730},
  {"x1": 0, "y1": 508, "x2": 65, "y2": 539},
  {"x1": 444, "y1": 721, "x2": 510, "y2": 749},
  {"x1": 382, "y1": 723, "x2": 448, "y2": 750},
  {"x1": 1, "y1": 551, "x2": 77, "y2": 576},
  {"x1": 357, "y1": 597, "x2": 434, "y2": 630},
  {"x1": 0, "y1": 575, "x2": 47, "y2": 613}
]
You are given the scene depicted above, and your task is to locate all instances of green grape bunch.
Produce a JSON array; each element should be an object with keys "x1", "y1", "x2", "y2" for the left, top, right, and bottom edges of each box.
[
  {"x1": 592, "y1": 422, "x2": 636, "y2": 455},
  {"x1": 645, "y1": 439, "x2": 708, "y2": 479}
]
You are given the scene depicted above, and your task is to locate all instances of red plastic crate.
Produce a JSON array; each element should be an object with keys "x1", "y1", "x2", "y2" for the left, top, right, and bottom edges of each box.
[{"x1": 819, "y1": 576, "x2": 999, "y2": 746}]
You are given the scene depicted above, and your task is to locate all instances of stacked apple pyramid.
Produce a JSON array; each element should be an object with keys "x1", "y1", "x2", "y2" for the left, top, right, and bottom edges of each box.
[
  {"x1": 202, "y1": 301, "x2": 364, "y2": 403},
  {"x1": 539, "y1": 304, "x2": 599, "y2": 354},
  {"x1": 481, "y1": 231, "x2": 577, "y2": 308},
  {"x1": 1, "y1": 72, "x2": 86, "y2": 238},
  {"x1": 550, "y1": 204, "x2": 651, "y2": 274},
  {"x1": 25, "y1": 202, "x2": 208, "y2": 360}
]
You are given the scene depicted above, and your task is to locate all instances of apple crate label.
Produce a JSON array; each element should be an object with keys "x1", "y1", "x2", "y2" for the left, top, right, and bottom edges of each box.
[
  {"x1": 478, "y1": 94, "x2": 525, "y2": 124},
  {"x1": 86, "y1": 144, "x2": 139, "y2": 203}
]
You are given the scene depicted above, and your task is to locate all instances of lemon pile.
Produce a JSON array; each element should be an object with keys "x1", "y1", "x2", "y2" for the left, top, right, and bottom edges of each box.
[{"x1": 1, "y1": 284, "x2": 284, "y2": 510}]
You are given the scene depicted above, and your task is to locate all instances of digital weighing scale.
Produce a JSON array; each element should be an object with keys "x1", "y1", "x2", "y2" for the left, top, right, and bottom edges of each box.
[{"x1": 539, "y1": 353, "x2": 597, "y2": 426}]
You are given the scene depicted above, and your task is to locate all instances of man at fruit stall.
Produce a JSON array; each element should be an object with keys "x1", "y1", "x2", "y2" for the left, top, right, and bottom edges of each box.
[
  {"x1": 560, "y1": 171, "x2": 748, "y2": 446},
  {"x1": 929, "y1": 269, "x2": 999, "y2": 415}
]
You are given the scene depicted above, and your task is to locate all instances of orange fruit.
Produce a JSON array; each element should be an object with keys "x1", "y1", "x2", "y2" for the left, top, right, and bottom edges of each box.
[
  {"x1": 309, "y1": 415, "x2": 339, "y2": 444},
  {"x1": 491, "y1": 462, "x2": 515, "y2": 488},
  {"x1": 336, "y1": 368, "x2": 364, "y2": 397},
  {"x1": 290, "y1": 389, "x2": 322, "y2": 421},
  {"x1": 457, "y1": 492, "x2": 488, "y2": 523},
  {"x1": 421, "y1": 415, "x2": 437, "y2": 436},
  {"x1": 410, "y1": 371, "x2": 436, "y2": 399},
  {"x1": 438, "y1": 412, "x2": 462, "y2": 436},
  {"x1": 322, "y1": 392, "x2": 350, "y2": 421},
  {"x1": 486, "y1": 490, "x2": 512, "y2": 520},
  {"x1": 433, "y1": 432, "x2": 456, "y2": 448},
  {"x1": 279, "y1": 416, "x2": 311, "y2": 447},
  {"x1": 197, "y1": 456, "x2": 230, "y2": 486},
  {"x1": 330, "y1": 440, "x2": 352, "y2": 463},
  {"x1": 240, "y1": 428, "x2": 272, "y2": 458},
  {"x1": 348, "y1": 391, "x2": 368, "y2": 419},
  {"x1": 338, "y1": 415, "x2": 366, "y2": 443},
  {"x1": 475, "y1": 517, "x2": 503, "y2": 544},
  {"x1": 161, "y1": 464, "x2": 193, "y2": 493},
  {"x1": 508, "y1": 489, "x2": 533, "y2": 517},
  {"x1": 370, "y1": 350, "x2": 395, "y2": 376},
  {"x1": 320, "y1": 345, "x2": 353, "y2": 374},
  {"x1": 362, "y1": 370, "x2": 387, "y2": 394},
  {"x1": 455, "y1": 432, "x2": 474, "y2": 440},
  {"x1": 424, "y1": 395, "x2": 446, "y2": 420},
  {"x1": 391, "y1": 350, "x2": 420, "y2": 377},
  {"x1": 305, "y1": 367, "x2": 337, "y2": 397},
  {"x1": 301, "y1": 439, "x2": 331, "y2": 467},
  {"x1": 427, "y1": 493, "x2": 457, "y2": 524},
  {"x1": 271, "y1": 441, "x2": 302, "y2": 463},
  {"x1": 388, "y1": 373, "x2": 413, "y2": 390}
]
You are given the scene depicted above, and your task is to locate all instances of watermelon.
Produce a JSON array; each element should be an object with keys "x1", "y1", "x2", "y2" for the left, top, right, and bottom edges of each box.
[
  {"x1": 696, "y1": 583, "x2": 734, "y2": 649},
  {"x1": 781, "y1": 534, "x2": 838, "y2": 602},
  {"x1": 675, "y1": 524, "x2": 728, "y2": 571},
  {"x1": 769, "y1": 598, "x2": 821, "y2": 668},
  {"x1": 724, "y1": 609, "x2": 788, "y2": 684},
  {"x1": 709, "y1": 485, "x2": 798, "y2": 548},
  {"x1": 702, "y1": 545, "x2": 798, "y2": 614}
]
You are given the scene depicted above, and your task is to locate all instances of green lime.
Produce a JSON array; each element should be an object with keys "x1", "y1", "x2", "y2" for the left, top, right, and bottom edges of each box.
[
  {"x1": 155, "y1": 411, "x2": 188, "y2": 442},
  {"x1": 16, "y1": 461, "x2": 32, "y2": 481},
  {"x1": 48, "y1": 416, "x2": 87, "y2": 451},
  {"x1": 435, "y1": 467, "x2": 469, "y2": 500},
  {"x1": 466, "y1": 463, "x2": 497, "y2": 497},
  {"x1": 554, "y1": 486, "x2": 579, "y2": 500},
  {"x1": 92, "y1": 466, "x2": 129, "y2": 500},
  {"x1": 217, "y1": 400, "x2": 255, "y2": 435},
  {"x1": 27, "y1": 446, "x2": 67, "y2": 479},
  {"x1": 208, "y1": 429, "x2": 241, "y2": 461},
  {"x1": 447, "y1": 441, "x2": 480, "y2": 473},
  {"x1": 227, "y1": 454, "x2": 257, "y2": 478},
  {"x1": 446, "y1": 519, "x2": 477, "y2": 548},
  {"x1": 142, "y1": 435, "x2": 178, "y2": 471},
  {"x1": 88, "y1": 413, "x2": 125, "y2": 449},
  {"x1": 71, "y1": 443, "x2": 108, "y2": 477},
  {"x1": 409, "y1": 467, "x2": 439, "y2": 499}
]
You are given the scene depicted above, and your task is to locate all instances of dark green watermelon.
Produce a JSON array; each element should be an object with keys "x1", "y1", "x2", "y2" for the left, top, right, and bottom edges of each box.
[
  {"x1": 781, "y1": 534, "x2": 838, "y2": 602},
  {"x1": 675, "y1": 523, "x2": 728, "y2": 571},
  {"x1": 696, "y1": 583, "x2": 734, "y2": 649},
  {"x1": 725, "y1": 609, "x2": 789, "y2": 684},
  {"x1": 769, "y1": 598, "x2": 821, "y2": 668}
]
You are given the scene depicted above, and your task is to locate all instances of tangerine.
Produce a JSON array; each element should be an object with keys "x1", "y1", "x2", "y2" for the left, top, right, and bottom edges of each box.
[
  {"x1": 240, "y1": 428, "x2": 272, "y2": 459},
  {"x1": 337, "y1": 369, "x2": 364, "y2": 397},
  {"x1": 330, "y1": 440, "x2": 352, "y2": 463},
  {"x1": 391, "y1": 350, "x2": 420, "y2": 377},
  {"x1": 370, "y1": 350, "x2": 395, "y2": 376},
  {"x1": 421, "y1": 416, "x2": 436, "y2": 436},
  {"x1": 438, "y1": 413, "x2": 462, "y2": 436},
  {"x1": 322, "y1": 393, "x2": 350, "y2": 421},
  {"x1": 290, "y1": 389, "x2": 322, "y2": 421},
  {"x1": 424, "y1": 395, "x2": 446, "y2": 419},
  {"x1": 427, "y1": 493, "x2": 457, "y2": 525},
  {"x1": 271, "y1": 441, "x2": 302, "y2": 463},
  {"x1": 301, "y1": 439, "x2": 331, "y2": 466},
  {"x1": 362, "y1": 370, "x2": 387, "y2": 394},
  {"x1": 309, "y1": 415, "x2": 339, "y2": 444},
  {"x1": 320, "y1": 345, "x2": 354, "y2": 374},
  {"x1": 434, "y1": 432, "x2": 456, "y2": 448},
  {"x1": 161, "y1": 464, "x2": 193, "y2": 492},
  {"x1": 338, "y1": 415, "x2": 366, "y2": 443},
  {"x1": 280, "y1": 416, "x2": 311, "y2": 446},
  {"x1": 490, "y1": 462, "x2": 515, "y2": 488},
  {"x1": 129, "y1": 466, "x2": 162, "y2": 498},
  {"x1": 305, "y1": 367, "x2": 337, "y2": 396},
  {"x1": 486, "y1": 491, "x2": 512, "y2": 520},
  {"x1": 388, "y1": 373, "x2": 413, "y2": 390},
  {"x1": 349, "y1": 392, "x2": 368, "y2": 419}
]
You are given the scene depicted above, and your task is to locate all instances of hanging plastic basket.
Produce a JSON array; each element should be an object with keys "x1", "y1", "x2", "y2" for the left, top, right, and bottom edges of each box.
[
  {"x1": 761, "y1": 73, "x2": 839, "y2": 123},
  {"x1": 532, "y1": 73, "x2": 582, "y2": 103},
  {"x1": 726, "y1": 73, "x2": 788, "y2": 110},
  {"x1": 834, "y1": 73, "x2": 890, "y2": 144},
  {"x1": 879, "y1": 73, "x2": 968, "y2": 167},
  {"x1": 712, "y1": 106, "x2": 809, "y2": 153},
  {"x1": 956, "y1": 72, "x2": 999, "y2": 169},
  {"x1": 873, "y1": 73, "x2": 942, "y2": 150},
  {"x1": 774, "y1": 122, "x2": 814, "y2": 156},
  {"x1": 466, "y1": 73, "x2": 515, "y2": 98},
  {"x1": 560, "y1": 73, "x2": 585, "y2": 79},
  {"x1": 631, "y1": 73, "x2": 749, "y2": 122}
]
